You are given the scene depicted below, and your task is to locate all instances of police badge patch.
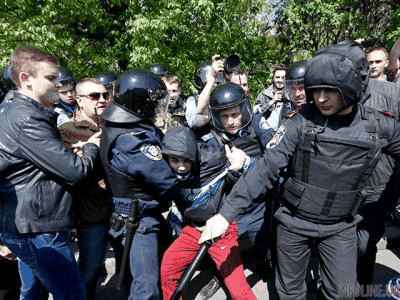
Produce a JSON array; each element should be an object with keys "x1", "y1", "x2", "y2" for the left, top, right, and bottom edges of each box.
[
  {"x1": 266, "y1": 125, "x2": 287, "y2": 149},
  {"x1": 140, "y1": 144, "x2": 162, "y2": 160}
]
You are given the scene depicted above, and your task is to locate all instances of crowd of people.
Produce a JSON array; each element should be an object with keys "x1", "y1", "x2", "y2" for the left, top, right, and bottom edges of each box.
[{"x1": 0, "y1": 40, "x2": 399, "y2": 300}]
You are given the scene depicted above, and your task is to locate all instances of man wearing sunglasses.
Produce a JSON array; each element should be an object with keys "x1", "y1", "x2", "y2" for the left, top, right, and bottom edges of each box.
[{"x1": 58, "y1": 78, "x2": 112, "y2": 300}]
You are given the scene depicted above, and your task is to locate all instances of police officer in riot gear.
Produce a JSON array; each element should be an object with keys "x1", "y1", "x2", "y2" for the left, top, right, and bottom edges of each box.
[
  {"x1": 208, "y1": 82, "x2": 274, "y2": 265},
  {"x1": 100, "y1": 70, "x2": 180, "y2": 300},
  {"x1": 0, "y1": 65, "x2": 16, "y2": 102},
  {"x1": 182, "y1": 82, "x2": 273, "y2": 299},
  {"x1": 199, "y1": 45, "x2": 400, "y2": 299},
  {"x1": 284, "y1": 60, "x2": 309, "y2": 108},
  {"x1": 54, "y1": 68, "x2": 77, "y2": 125}
]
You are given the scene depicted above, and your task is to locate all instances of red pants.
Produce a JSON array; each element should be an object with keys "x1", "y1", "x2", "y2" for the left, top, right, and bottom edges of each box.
[{"x1": 161, "y1": 223, "x2": 256, "y2": 300}]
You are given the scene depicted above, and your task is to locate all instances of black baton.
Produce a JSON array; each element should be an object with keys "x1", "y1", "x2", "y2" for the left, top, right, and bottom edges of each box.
[
  {"x1": 170, "y1": 241, "x2": 211, "y2": 300},
  {"x1": 116, "y1": 199, "x2": 139, "y2": 291}
]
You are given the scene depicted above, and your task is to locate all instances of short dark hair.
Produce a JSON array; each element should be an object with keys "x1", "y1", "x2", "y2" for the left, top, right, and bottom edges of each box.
[
  {"x1": 273, "y1": 63, "x2": 287, "y2": 75},
  {"x1": 10, "y1": 46, "x2": 58, "y2": 88}
]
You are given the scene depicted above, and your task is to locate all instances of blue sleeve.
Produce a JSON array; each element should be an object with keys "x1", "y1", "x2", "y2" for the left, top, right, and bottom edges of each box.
[
  {"x1": 252, "y1": 114, "x2": 275, "y2": 149},
  {"x1": 111, "y1": 133, "x2": 179, "y2": 200}
]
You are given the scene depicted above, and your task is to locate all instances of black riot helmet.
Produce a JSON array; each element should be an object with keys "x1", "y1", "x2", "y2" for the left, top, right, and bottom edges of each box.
[
  {"x1": 1, "y1": 65, "x2": 16, "y2": 92},
  {"x1": 284, "y1": 61, "x2": 308, "y2": 106},
  {"x1": 57, "y1": 68, "x2": 76, "y2": 88},
  {"x1": 209, "y1": 82, "x2": 252, "y2": 133},
  {"x1": 304, "y1": 46, "x2": 363, "y2": 109},
  {"x1": 329, "y1": 40, "x2": 370, "y2": 93},
  {"x1": 101, "y1": 70, "x2": 167, "y2": 123},
  {"x1": 149, "y1": 63, "x2": 168, "y2": 76},
  {"x1": 96, "y1": 72, "x2": 117, "y2": 95},
  {"x1": 193, "y1": 63, "x2": 224, "y2": 91}
]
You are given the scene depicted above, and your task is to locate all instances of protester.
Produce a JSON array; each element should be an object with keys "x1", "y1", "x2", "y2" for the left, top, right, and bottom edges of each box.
[
  {"x1": 367, "y1": 48, "x2": 389, "y2": 81},
  {"x1": 58, "y1": 78, "x2": 113, "y2": 300},
  {"x1": 160, "y1": 126, "x2": 256, "y2": 300},
  {"x1": 0, "y1": 46, "x2": 100, "y2": 300}
]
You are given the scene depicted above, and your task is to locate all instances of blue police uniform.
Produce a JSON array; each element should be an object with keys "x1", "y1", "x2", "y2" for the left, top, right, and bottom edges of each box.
[{"x1": 101, "y1": 121, "x2": 180, "y2": 300}]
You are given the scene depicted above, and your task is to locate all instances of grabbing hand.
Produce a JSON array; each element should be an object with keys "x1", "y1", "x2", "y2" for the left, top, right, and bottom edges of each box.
[
  {"x1": 225, "y1": 145, "x2": 246, "y2": 171},
  {"x1": 198, "y1": 214, "x2": 229, "y2": 244},
  {"x1": 87, "y1": 130, "x2": 102, "y2": 146},
  {"x1": 71, "y1": 141, "x2": 84, "y2": 155}
]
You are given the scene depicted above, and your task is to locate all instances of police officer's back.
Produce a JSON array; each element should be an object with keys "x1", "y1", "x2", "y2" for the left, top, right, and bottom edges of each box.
[{"x1": 100, "y1": 70, "x2": 180, "y2": 300}]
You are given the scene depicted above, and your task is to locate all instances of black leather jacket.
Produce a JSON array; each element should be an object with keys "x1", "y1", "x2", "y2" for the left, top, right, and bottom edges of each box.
[{"x1": 0, "y1": 92, "x2": 98, "y2": 234}]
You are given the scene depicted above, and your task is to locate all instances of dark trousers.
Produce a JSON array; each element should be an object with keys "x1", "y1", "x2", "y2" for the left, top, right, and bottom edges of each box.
[
  {"x1": 116, "y1": 215, "x2": 170, "y2": 300},
  {"x1": 275, "y1": 208, "x2": 358, "y2": 300}
]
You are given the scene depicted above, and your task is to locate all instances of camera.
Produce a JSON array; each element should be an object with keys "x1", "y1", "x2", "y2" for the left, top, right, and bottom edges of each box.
[{"x1": 224, "y1": 54, "x2": 242, "y2": 75}]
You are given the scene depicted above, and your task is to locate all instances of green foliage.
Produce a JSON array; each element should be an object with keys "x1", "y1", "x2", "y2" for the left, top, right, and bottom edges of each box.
[
  {"x1": 277, "y1": 0, "x2": 400, "y2": 60},
  {"x1": 0, "y1": 0, "x2": 281, "y2": 99},
  {"x1": 118, "y1": 0, "x2": 281, "y2": 97},
  {"x1": 1, "y1": 0, "x2": 398, "y2": 101}
]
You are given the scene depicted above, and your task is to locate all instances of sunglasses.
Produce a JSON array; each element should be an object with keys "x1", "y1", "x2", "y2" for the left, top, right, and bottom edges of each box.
[{"x1": 79, "y1": 92, "x2": 110, "y2": 101}]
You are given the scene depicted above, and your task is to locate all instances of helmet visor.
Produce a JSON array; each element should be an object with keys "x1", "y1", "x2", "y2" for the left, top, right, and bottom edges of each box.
[
  {"x1": 142, "y1": 88, "x2": 168, "y2": 118},
  {"x1": 209, "y1": 99, "x2": 252, "y2": 133},
  {"x1": 284, "y1": 78, "x2": 306, "y2": 107}
]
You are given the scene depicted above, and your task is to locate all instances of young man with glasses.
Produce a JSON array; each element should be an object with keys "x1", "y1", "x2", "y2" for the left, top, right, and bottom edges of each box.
[{"x1": 58, "y1": 78, "x2": 112, "y2": 300}]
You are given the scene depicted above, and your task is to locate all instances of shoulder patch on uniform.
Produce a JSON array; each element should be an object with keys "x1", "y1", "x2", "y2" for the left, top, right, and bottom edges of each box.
[
  {"x1": 266, "y1": 125, "x2": 287, "y2": 149},
  {"x1": 140, "y1": 144, "x2": 162, "y2": 160},
  {"x1": 130, "y1": 130, "x2": 147, "y2": 136},
  {"x1": 377, "y1": 110, "x2": 396, "y2": 119},
  {"x1": 286, "y1": 110, "x2": 299, "y2": 118}
]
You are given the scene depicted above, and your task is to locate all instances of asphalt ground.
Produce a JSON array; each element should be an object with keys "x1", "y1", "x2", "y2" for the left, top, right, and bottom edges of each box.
[{"x1": 83, "y1": 220, "x2": 400, "y2": 300}]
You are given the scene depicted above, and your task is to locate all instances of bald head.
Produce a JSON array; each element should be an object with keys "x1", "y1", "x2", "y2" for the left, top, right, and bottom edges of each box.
[{"x1": 75, "y1": 78, "x2": 111, "y2": 122}]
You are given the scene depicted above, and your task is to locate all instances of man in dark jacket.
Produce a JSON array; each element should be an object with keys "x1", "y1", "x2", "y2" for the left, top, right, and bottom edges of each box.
[
  {"x1": 199, "y1": 46, "x2": 400, "y2": 299},
  {"x1": 58, "y1": 77, "x2": 113, "y2": 300},
  {"x1": 0, "y1": 46, "x2": 100, "y2": 300}
]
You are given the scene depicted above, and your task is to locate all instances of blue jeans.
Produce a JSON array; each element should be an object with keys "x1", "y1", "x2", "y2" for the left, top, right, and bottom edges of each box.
[
  {"x1": 110, "y1": 214, "x2": 170, "y2": 300},
  {"x1": 77, "y1": 223, "x2": 108, "y2": 300},
  {"x1": 0, "y1": 231, "x2": 85, "y2": 300}
]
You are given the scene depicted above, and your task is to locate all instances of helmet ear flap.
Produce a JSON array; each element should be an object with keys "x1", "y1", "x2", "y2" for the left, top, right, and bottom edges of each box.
[{"x1": 304, "y1": 47, "x2": 363, "y2": 109}]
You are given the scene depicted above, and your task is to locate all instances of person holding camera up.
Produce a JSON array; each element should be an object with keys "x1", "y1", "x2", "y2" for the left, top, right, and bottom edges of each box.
[{"x1": 253, "y1": 64, "x2": 287, "y2": 129}]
